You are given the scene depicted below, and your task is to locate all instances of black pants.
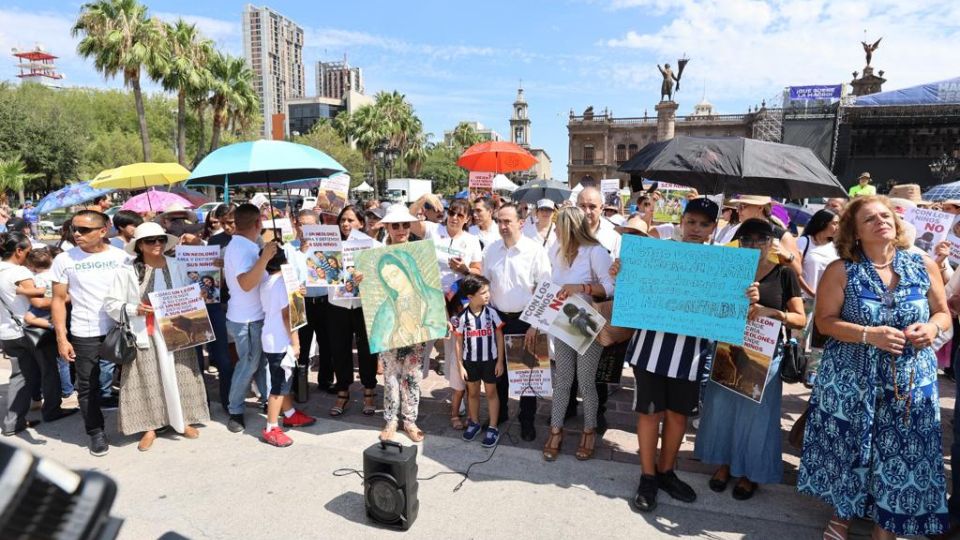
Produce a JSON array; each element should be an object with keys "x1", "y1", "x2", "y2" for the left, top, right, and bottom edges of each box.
[
  {"x1": 496, "y1": 311, "x2": 537, "y2": 427},
  {"x1": 328, "y1": 304, "x2": 378, "y2": 392},
  {"x1": 71, "y1": 335, "x2": 106, "y2": 436},
  {"x1": 33, "y1": 337, "x2": 64, "y2": 419},
  {"x1": 2, "y1": 337, "x2": 37, "y2": 433},
  {"x1": 299, "y1": 296, "x2": 333, "y2": 387}
]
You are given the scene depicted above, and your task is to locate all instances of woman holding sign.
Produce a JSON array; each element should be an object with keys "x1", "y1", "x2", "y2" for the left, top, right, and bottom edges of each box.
[
  {"x1": 797, "y1": 196, "x2": 951, "y2": 539},
  {"x1": 694, "y1": 219, "x2": 805, "y2": 499},
  {"x1": 543, "y1": 207, "x2": 614, "y2": 462},
  {"x1": 105, "y1": 222, "x2": 210, "y2": 452}
]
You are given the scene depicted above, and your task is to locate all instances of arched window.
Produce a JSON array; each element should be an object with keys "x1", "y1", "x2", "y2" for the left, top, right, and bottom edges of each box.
[{"x1": 616, "y1": 144, "x2": 627, "y2": 163}]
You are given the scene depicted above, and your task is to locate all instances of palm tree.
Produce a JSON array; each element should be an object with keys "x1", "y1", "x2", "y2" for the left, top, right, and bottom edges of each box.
[
  {"x1": 0, "y1": 155, "x2": 43, "y2": 206},
  {"x1": 403, "y1": 130, "x2": 430, "y2": 177},
  {"x1": 73, "y1": 0, "x2": 164, "y2": 161},
  {"x1": 208, "y1": 52, "x2": 258, "y2": 152},
  {"x1": 450, "y1": 121, "x2": 483, "y2": 152},
  {"x1": 152, "y1": 20, "x2": 212, "y2": 166}
]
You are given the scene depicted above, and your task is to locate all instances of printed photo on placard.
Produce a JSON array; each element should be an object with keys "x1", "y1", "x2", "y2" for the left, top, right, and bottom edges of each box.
[
  {"x1": 280, "y1": 264, "x2": 308, "y2": 331},
  {"x1": 710, "y1": 316, "x2": 781, "y2": 404},
  {"x1": 301, "y1": 224, "x2": 343, "y2": 286},
  {"x1": 331, "y1": 230, "x2": 376, "y2": 300},
  {"x1": 505, "y1": 333, "x2": 552, "y2": 398},
  {"x1": 148, "y1": 284, "x2": 215, "y2": 353},
  {"x1": 317, "y1": 174, "x2": 350, "y2": 216},
  {"x1": 175, "y1": 245, "x2": 221, "y2": 303},
  {"x1": 520, "y1": 281, "x2": 605, "y2": 355}
]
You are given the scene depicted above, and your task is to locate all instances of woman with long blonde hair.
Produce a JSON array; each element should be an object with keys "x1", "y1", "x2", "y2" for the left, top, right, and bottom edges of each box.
[{"x1": 542, "y1": 207, "x2": 614, "y2": 462}]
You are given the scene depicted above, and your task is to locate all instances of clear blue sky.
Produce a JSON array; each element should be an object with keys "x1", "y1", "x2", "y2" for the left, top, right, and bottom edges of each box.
[{"x1": 3, "y1": 1, "x2": 956, "y2": 180}]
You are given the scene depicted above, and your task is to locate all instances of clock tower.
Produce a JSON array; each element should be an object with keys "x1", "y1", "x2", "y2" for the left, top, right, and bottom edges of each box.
[{"x1": 510, "y1": 86, "x2": 531, "y2": 148}]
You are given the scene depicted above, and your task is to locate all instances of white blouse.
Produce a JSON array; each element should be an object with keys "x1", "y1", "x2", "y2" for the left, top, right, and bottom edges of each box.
[{"x1": 548, "y1": 243, "x2": 615, "y2": 299}]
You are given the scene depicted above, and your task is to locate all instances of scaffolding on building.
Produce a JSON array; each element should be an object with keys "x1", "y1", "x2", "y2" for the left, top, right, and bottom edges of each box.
[{"x1": 751, "y1": 92, "x2": 784, "y2": 143}]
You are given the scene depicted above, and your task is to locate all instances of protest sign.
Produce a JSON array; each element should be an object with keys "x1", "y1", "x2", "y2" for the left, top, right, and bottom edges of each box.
[
  {"x1": 520, "y1": 281, "x2": 606, "y2": 355},
  {"x1": 469, "y1": 171, "x2": 493, "y2": 197},
  {"x1": 355, "y1": 240, "x2": 448, "y2": 354},
  {"x1": 175, "y1": 245, "x2": 221, "y2": 303},
  {"x1": 788, "y1": 85, "x2": 842, "y2": 100},
  {"x1": 947, "y1": 215, "x2": 960, "y2": 265},
  {"x1": 904, "y1": 207, "x2": 953, "y2": 255},
  {"x1": 280, "y1": 264, "x2": 308, "y2": 331},
  {"x1": 710, "y1": 316, "x2": 781, "y2": 403},
  {"x1": 332, "y1": 230, "x2": 375, "y2": 300},
  {"x1": 505, "y1": 333, "x2": 552, "y2": 398},
  {"x1": 262, "y1": 217, "x2": 295, "y2": 243},
  {"x1": 148, "y1": 284, "x2": 215, "y2": 352},
  {"x1": 612, "y1": 235, "x2": 758, "y2": 345},
  {"x1": 652, "y1": 183, "x2": 691, "y2": 223},
  {"x1": 600, "y1": 178, "x2": 621, "y2": 208},
  {"x1": 301, "y1": 224, "x2": 344, "y2": 287},
  {"x1": 317, "y1": 174, "x2": 350, "y2": 216}
]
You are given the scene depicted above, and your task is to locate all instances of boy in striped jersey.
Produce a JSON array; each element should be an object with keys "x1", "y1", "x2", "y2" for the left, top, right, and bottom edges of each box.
[{"x1": 452, "y1": 274, "x2": 505, "y2": 448}]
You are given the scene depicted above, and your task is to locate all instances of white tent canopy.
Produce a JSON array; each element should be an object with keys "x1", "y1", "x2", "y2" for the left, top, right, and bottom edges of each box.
[
  {"x1": 352, "y1": 181, "x2": 374, "y2": 193},
  {"x1": 493, "y1": 174, "x2": 518, "y2": 192}
]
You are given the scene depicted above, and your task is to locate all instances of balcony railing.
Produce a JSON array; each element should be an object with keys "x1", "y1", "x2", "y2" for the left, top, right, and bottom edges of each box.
[{"x1": 569, "y1": 112, "x2": 753, "y2": 126}]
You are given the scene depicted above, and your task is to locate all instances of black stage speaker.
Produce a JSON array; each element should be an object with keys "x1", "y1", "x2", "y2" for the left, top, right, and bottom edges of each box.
[{"x1": 362, "y1": 440, "x2": 419, "y2": 530}]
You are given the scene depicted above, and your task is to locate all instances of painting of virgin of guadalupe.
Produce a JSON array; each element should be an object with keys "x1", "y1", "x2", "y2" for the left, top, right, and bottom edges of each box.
[{"x1": 354, "y1": 240, "x2": 448, "y2": 353}]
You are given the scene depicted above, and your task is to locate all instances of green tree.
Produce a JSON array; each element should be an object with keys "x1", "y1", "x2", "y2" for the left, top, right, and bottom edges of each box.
[
  {"x1": 209, "y1": 52, "x2": 258, "y2": 152},
  {"x1": 419, "y1": 145, "x2": 466, "y2": 195},
  {"x1": 292, "y1": 123, "x2": 367, "y2": 183},
  {"x1": 153, "y1": 19, "x2": 213, "y2": 166},
  {"x1": 0, "y1": 154, "x2": 43, "y2": 205},
  {"x1": 450, "y1": 121, "x2": 483, "y2": 152},
  {"x1": 73, "y1": 0, "x2": 164, "y2": 161}
]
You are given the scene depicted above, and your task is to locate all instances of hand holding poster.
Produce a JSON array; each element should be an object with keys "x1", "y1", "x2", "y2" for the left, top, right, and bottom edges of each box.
[
  {"x1": 520, "y1": 281, "x2": 606, "y2": 355},
  {"x1": 262, "y1": 218, "x2": 295, "y2": 243},
  {"x1": 333, "y1": 231, "x2": 376, "y2": 300},
  {"x1": 505, "y1": 333, "x2": 552, "y2": 398},
  {"x1": 175, "y1": 245, "x2": 221, "y2": 303},
  {"x1": 148, "y1": 284, "x2": 215, "y2": 352},
  {"x1": 710, "y1": 316, "x2": 781, "y2": 403},
  {"x1": 612, "y1": 235, "x2": 758, "y2": 345},
  {"x1": 904, "y1": 207, "x2": 953, "y2": 256},
  {"x1": 302, "y1": 224, "x2": 344, "y2": 286},
  {"x1": 280, "y1": 264, "x2": 308, "y2": 331},
  {"x1": 317, "y1": 174, "x2": 350, "y2": 216}
]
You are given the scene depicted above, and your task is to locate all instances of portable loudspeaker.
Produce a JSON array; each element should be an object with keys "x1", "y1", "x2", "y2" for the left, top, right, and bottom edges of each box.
[{"x1": 362, "y1": 440, "x2": 419, "y2": 530}]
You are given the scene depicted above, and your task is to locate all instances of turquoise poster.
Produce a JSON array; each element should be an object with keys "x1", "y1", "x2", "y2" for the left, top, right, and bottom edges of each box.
[{"x1": 611, "y1": 235, "x2": 759, "y2": 345}]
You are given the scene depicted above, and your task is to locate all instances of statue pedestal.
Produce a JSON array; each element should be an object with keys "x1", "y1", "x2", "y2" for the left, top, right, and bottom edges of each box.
[{"x1": 655, "y1": 101, "x2": 678, "y2": 141}]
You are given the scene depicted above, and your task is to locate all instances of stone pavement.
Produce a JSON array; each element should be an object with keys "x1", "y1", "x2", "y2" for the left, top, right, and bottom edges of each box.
[{"x1": 0, "y1": 354, "x2": 955, "y2": 539}]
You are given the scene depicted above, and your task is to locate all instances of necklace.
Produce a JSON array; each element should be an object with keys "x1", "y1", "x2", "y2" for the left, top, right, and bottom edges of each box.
[{"x1": 872, "y1": 260, "x2": 893, "y2": 269}]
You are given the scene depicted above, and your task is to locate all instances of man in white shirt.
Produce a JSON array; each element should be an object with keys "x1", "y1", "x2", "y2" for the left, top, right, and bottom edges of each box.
[
  {"x1": 223, "y1": 203, "x2": 278, "y2": 433},
  {"x1": 469, "y1": 198, "x2": 501, "y2": 249},
  {"x1": 51, "y1": 210, "x2": 130, "y2": 456},
  {"x1": 482, "y1": 203, "x2": 551, "y2": 441}
]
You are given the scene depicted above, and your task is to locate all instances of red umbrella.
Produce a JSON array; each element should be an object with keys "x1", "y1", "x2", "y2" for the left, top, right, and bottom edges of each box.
[{"x1": 456, "y1": 141, "x2": 538, "y2": 173}]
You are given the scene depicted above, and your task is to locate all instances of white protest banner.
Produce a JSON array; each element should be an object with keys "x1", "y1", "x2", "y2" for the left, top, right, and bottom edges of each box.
[
  {"x1": 262, "y1": 217, "x2": 294, "y2": 243},
  {"x1": 318, "y1": 174, "x2": 350, "y2": 215},
  {"x1": 468, "y1": 171, "x2": 494, "y2": 190},
  {"x1": 148, "y1": 284, "x2": 215, "y2": 352},
  {"x1": 904, "y1": 207, "x2": 953, "y2": 255},
  {"x1": 520, "y1": 281, "x2": 606, "y2": 355},
  {"x1": 505, "y1": 333, "x2": 552, "y2": 398},
  {"x1": 946, "y1": 215, "x2": 960, "y2": 265},
  {"x1": 333, "y1": 230, "x2": 375, "y2": 300},
  {"x1": 302, "y1": 224, "x2": 344, "y2": 286},
  {"x1": 281, "y1": 264, "x2": 308, "y2": 331},
  {"x1": 600, "y1": 178, "x2": 621, "y2": 208},
  {"x1": 175, "y1": 245, "x2": 221, "y2": 303},
  {"x1": 710, "y1": 316, "x2": 781, "y2": 403}
]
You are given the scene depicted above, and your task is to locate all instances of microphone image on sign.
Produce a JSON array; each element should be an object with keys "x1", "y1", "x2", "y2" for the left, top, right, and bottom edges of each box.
[{"x1": 363, "y1": 440, "x2": 419, "y2": 530}]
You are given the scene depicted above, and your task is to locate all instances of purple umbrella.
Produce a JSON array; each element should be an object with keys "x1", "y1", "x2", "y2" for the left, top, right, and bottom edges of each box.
[{"x1": 121, "y1": 189, "x2": 193, "y2": 213}]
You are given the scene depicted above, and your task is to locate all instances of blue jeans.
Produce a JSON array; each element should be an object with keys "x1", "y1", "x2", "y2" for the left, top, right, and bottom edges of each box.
[
  {"x1": 57, "y1": 356, "x2": 74, "y2": 396},
  {"x1": 226, "y1": 319, "x2": 269, "y2": 415},
  {"x1": 206, "y1": 303, "x2": 234, "y2": 411},
  {"x1": 98, "y1": 359, "x2": 114, "y2": 398}
]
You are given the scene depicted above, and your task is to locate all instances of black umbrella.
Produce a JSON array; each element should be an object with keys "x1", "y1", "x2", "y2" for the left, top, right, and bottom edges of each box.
[
  {"x1": 512, "y1": 179, "x2": 572, "y2": 204},
  {"x1": 618, "y1": 136, "x2": 846, "y2": 198}
]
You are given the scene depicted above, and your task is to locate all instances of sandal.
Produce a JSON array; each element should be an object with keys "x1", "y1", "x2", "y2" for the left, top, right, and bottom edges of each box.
[
  {"x1": 575, "y1": 429, "x2": 596, "y2": 461},
  {"x1": 709, "y1": 467, "x2": 730, "y2": 492},
  {"x1": 379, "y1": 421, "x2": 397, "y2": 442},
  {"x1": 403, "y1": 422, "x2": 425, "y2": 442},
  {"x1": 329, "y1": 392, "x2": 350, "y2": 417},
  {"x1": 362, "y1": 390, "x2": 376, "y2": 416},
  {"x1": 182, "y1": 426, "x2": 200, "y2": 439},
  {"x1": 822, "y1": 518, "x2": 849, "y2": 540},
  {"x1": 542, "y1": 428, "x2": 563, "y2": 461},
  {"x1": 731, "y1": 478, "x2": 758, "y2": 501},
  {"x1": 138, "y1": 430, "x2": 157, "y2": 452},
  {"x1": 450, "y1": 416, "x2": 465, "y2": 430}
]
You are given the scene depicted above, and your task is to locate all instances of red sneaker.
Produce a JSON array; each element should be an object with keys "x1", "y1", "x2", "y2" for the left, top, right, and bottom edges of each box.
[
  {"x1": 261, "y1": 427, "x2": 293, "y2": 447},
  {"x1": 282, "y1": 409, "x2": 317, "y2": 428}
]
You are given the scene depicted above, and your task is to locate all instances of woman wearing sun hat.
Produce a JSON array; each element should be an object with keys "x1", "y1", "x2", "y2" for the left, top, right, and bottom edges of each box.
[
  {"x1": 728, "y1": 195, "x2": 803, "y2": 276},
  {"x1": 104, "y1": 222, "x2": 210, "y2": 451}
]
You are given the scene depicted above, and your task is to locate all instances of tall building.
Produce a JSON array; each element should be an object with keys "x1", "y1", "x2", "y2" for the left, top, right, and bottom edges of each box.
[
  {"x1": 509, "y1": 87, "x2": 551, "y2": 180},
  {"x1": 242, "y1": 4, "x2": 305, "y2": 139},
  {"x1": 316, "y1": 58, "x2": 364, "y2": 100}
]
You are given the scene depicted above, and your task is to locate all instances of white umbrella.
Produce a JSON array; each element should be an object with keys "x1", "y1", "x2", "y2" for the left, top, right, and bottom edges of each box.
[
  {"x1": 492, "y1": 174, "x2": 518, "y2": 193},
  {"x1": 352, "y1": 181, "x2": 374, "y2": 193}
]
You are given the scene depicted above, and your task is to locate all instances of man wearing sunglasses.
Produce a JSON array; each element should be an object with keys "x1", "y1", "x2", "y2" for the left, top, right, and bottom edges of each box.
[{"x1": 51, "y1": 210, "x2": 131, "y2": 456}]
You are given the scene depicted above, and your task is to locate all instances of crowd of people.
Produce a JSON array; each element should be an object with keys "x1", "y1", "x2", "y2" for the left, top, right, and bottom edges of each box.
[{"x1": 0, "y1": 181, "x2": 958, "y2": 539}]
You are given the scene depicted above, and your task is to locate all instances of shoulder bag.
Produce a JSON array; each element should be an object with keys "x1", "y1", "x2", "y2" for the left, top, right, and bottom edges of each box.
[
  {"x1": 0, "y1": 268, "x2": 54, "y2": 347},
  {"x1": 100, "y1": 304, "x2": 137, "y2": 366},
  {"x1": 780, "y1": 327, "x2": 805, "y2": 384}
]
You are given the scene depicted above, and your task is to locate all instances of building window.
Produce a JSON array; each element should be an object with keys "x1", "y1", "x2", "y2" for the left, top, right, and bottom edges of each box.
[
  {"x1": 628, "y1": 144, "x2": 639, "y2": 157},
  {"x1": 616, "y1": 144, "x2": 627, "y2": 163},
  {"x1": 583, "y1": 145, "x2": 594, "y2": 165}
]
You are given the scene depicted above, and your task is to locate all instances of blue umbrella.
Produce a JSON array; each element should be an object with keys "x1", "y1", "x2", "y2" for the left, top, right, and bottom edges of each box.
[
  {"x1": 454, "y1": 189, "x2": 470, "y2": 199},
  {"x1": 35, "y1": 180, "x2": 113, "y2": 215},
  {"x1": 923, "y1": 180, "x2": 960, "y2": 201}
]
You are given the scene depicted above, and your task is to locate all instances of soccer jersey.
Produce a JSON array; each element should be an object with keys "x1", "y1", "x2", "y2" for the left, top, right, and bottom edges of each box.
[
  {"x1": 626, "y1": 328, "x2": 711, "y2": 382},
  {"x1": 452, "y1": 305, "x2": 504, "y2": 363}
]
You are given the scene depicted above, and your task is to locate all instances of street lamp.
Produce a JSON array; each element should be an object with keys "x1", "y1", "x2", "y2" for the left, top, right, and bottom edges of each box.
[
  {"x1": 929, "y1": 153, "x2": 959, "y2": 185},
  {"x1": 373, "y1": 139, "x2": 400, "y2": 198}
]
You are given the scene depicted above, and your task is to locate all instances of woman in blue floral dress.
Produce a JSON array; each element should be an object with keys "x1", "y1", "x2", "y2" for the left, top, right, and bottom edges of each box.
[{"x1": 797, "y1": 196, "x2": 951, "y2": 539}]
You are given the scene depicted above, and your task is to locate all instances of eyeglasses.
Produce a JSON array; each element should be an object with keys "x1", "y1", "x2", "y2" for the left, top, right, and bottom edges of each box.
[
  {"x1": 389, "y1": 222, "x2": 411, "y2": 230},
  {"x1": 448, "y1": 212, "x2": 467, "y2": 219},
  {"x1": 140, "y1": 236, "x2": 168, "y2": 245},
  {"x1": 71, "y1": 225, "x2": 102, "y2": 235},
  {"x1": 739, "y1": 236, "x2": 771, "y2": 247}
]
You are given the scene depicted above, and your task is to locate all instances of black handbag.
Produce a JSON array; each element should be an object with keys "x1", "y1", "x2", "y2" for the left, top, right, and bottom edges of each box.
[
  {"x1": 100, "y1": 305, "x2": 138, "y2": 366},
  {"x1": 780, "y1": 328, "x2": 806, "y2": 384},
  {"x1": 0, "y1": 293, "x2": 53, "y2": 347}
]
